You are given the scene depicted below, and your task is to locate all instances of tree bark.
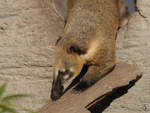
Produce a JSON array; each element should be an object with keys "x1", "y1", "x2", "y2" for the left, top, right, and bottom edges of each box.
[{"x1": 38, "y1": 62, "x2": 142, "y2": 113}]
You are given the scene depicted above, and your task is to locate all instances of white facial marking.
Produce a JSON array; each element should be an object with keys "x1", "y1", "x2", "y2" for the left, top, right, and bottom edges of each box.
[
  {"x1": 70, "y1": 68, "x2": 74, "y2": 72},
  {"x1": 81, "y1": 39, "x2": 99, "y2": 60},
  {"x1": 63, "y1": 74, "x2": 69, "y2": 80},
  {"x1": 63, "y1": 76, "x2": 75, "y2": 90}
]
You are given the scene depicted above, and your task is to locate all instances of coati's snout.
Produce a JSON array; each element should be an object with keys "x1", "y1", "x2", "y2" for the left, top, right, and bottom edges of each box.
[
  {"x1": 51, "y1": 46, "x2": 85, "y2": 101},
  {"x1": 51, "y1": 71, "x2": 63, "y2": 101},
  {"x1": 51, "y1": 69, "x2": 74, "y2": 101}
]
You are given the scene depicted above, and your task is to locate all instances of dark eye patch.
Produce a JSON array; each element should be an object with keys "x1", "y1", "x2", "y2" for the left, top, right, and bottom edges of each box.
[
  {"x1": 68, "y1": 45, "x2": 86, "y2": 55},
  {"x1": 59, "y1": 70, "x2": 73, "y2": 76},
  {"x1": 59, "y1": 69, "x2": 69, "y2": 75}
]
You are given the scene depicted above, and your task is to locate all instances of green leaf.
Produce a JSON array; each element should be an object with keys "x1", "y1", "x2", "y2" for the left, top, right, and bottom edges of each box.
[
  {"x1": 2, "y1": 94, "x2": 30, "y2": 103},
  {"x1": 0, "y1": 103, "x2": 18, "y2": 113},
  {"x1": 0, "y1": 83, "x2": 7, "y2": 99}
]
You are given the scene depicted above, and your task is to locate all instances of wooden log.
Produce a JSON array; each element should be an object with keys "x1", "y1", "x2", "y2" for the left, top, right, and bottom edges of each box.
[{"x1": 38, "y1": 62, "x2": 142, "y2": 113}]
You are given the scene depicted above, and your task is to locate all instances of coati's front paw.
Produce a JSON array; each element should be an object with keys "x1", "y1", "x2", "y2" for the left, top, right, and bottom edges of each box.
[{"x1": 74, "y1": 79, "x2": 96, "y2": 91}]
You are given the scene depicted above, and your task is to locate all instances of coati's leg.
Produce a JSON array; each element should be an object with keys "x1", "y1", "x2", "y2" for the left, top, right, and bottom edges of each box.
[{"x1": 75, "y1": 63, "x2": 115, "y2": 90}]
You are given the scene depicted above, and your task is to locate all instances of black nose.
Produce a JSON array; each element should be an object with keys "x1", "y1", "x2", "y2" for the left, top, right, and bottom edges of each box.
[
  {"x1": 51, "y1": 88, "x2": 62, "y2": 101},
  {"x1": 51, "y1": 82, "x2": 63, "y2": 101},
  {"x1": 51, "y1": 73, "x2": 64, "y2": 101}
]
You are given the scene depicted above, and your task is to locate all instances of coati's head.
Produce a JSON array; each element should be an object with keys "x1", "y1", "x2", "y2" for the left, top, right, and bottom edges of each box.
[{"x1": 51, "y1": 37, "x2": 86, "y2": 101}]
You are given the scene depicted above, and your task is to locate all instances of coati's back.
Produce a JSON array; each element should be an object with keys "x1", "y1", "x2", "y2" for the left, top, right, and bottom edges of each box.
[
  {"x1": 59, "y1": 0, "x2": 119, "y2": 66},
  {"x1": 65, "y1": 0, "x2": 119, "y2": 41},
  {"x1": 51, "y1": 0, "x2": 129, "y2": 101}
]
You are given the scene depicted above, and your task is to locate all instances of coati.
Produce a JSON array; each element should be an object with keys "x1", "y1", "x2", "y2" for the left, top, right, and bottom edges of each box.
[{"x1": 51, "y1": 0, "x2": 130, "y2": 101}]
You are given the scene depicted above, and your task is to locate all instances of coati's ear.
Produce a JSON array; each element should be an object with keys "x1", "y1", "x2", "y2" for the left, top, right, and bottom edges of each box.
[
  {"x1": 67, "y1": 45, "x2": 87, "y2": 55},
  {"x1": 118, "y1": 0, "x2": 130, "y2": 18},
  {"x1": 53, "y1": 0, "x2": 68, "y2": 18},
  {"x1": 117, "y1": 0, "x2": 130, "y2": 27},
  {"x1": 55, "y1": 36, "x2": 62, "y2": 45}
]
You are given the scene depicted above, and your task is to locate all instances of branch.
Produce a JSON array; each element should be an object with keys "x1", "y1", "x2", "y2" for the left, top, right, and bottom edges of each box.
[{"x1": 38, "y1": 62, "x2": 142, "y2": 113}]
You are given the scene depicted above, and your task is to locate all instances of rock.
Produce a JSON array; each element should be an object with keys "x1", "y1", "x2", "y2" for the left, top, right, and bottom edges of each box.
[{"x1": 0, "y1": 0, "x2": 63, "y2": 110}]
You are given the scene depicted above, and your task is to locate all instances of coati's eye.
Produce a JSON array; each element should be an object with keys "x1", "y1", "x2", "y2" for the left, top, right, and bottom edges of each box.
[{"x1": 68, "y1": 45, "x2": 86, "y2": 55}]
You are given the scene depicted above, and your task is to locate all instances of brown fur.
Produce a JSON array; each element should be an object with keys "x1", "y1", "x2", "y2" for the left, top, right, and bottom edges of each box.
[{"x1": 51, "y1": 0, "x2": 129, "y2": 101}]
